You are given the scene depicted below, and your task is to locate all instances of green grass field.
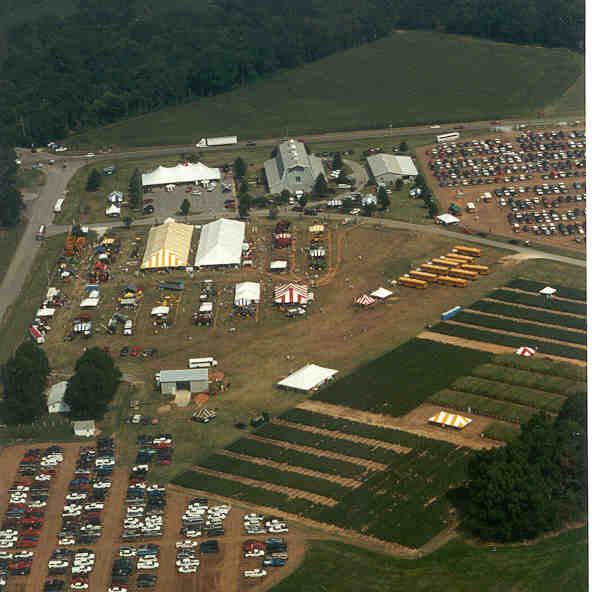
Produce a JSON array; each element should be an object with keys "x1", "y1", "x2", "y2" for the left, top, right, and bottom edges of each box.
[
  {"x1": 270, "y1": 528, "x2": 588, "y2": 592},
  {"x1": 68, "y1": 31, "x2": 583, "y2": 149},
  {"x1": 547, "y1": 74, "x2": 585, "y2": 115}
]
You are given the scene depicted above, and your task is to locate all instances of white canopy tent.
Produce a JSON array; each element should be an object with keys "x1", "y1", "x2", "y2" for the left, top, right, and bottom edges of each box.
[
  {"x1": 105, "y1": 204, "x2": 121, "y2": 217},
  {"x1": 234, "y1": 282, "x2": 261, "y2": 306},
  {"x1": 539, "y1": 286, "x2": 557, "y2": 296},
  {"x1": 142, "y1": 163, "x2": 221, "y2": 187},
  {"x1": 80, "y1": 297, "x2": 99, "y2": 309},
  {"x1": 151, "y1": 305, "x2": 170, "y2": 317},
  {"x1": 436, "y1": 213, "x2": 460, "y2": 225},
  {"x1": 370, "y1": 287, "x2": 393, "y2": 299},
  {"x1": 195, "y1": 219, "x2": 246, "y2": 267},
  {"x1": 277, "y1": 364, "x2": 339, "y2": 392},
  {"x1": 199, "y1": 302, "x2": 213, "y2": 313},
  {"x1": 36, "y1": 308, "x2": 56, "y2": 318},
  {"x1": 270, "y1": 260, "x2": 288, "y2": 271}
]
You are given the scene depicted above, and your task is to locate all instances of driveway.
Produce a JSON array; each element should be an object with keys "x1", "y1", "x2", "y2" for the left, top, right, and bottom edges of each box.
[{"x1": 344, "y1": 159, "x2": 368, "y2": 190}]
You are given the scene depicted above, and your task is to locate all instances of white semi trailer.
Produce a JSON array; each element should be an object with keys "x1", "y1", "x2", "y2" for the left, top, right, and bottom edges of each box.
[{"x1": 196, "y1": 136, "x2": 238, "y2": 148}]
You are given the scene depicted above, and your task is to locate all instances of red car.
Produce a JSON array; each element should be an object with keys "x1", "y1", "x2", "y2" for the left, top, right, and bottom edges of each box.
[
  {"x1": 23, "y1": 518, "x2": 43, "y2": 526},
  {"x1": 185, "y1": 186, "x2": 193, "y2": 192},
  {"x1": 17, "y1": 540, "x2": 37, "y2": 548},
  {"x1": 9, "y1": 561, "x2": 32, "y2": 570},
  {"x1": 130, "y1": 347, "x2": 140, "y2": 357}
]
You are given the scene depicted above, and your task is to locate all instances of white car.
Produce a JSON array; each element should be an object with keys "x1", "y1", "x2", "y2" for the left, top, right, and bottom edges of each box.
[
  {"x1": 70, "y1": 583, "x2": 88, "y2": 590},
  {"x1": 184, "y1": 530, "x2": 202, "y2": 538},
  {"x1": 176, "y1": 540, "x2": 197, "y2": 548},
  {"x1": 59, "y1": 537, "x2": 76, "y2": 545},
  {"x1": 29, "y1": 501, "x2": 47, "y2": 508},
  {"x1": 0, "y1": 552, "x2": 13, "y2": 559},
  {"x1": 147, "y1": 485, "x2": 165, "y2": 492},
  {"x1": 85, "y1": 153, "x2": 95, "y2": 158},
  {"x1": 176, "y1": 558, "x2": 199, "y2": 567},
  {"x1": 137, "y1": 560, "x2": 159, "y2": 570},
  {"x1": 48, "y1": 560, "x2": 69, "y2": 569},
  {"x1": 83, "y1": 502, "x2": 104, "y2": 511},
  {"x1": 62, "y1": 510, "x2": 81, "y2": 517},
  {"x1": 119, "y1": 547, "x2": 136, "y2": 557},
  {"x1": 268, "y1": 526, "x2": 289, "y2": 533},
  {"x1": 244, "y1": 513, "x2": 263, "y2": 521},
  {"x1": 430, "y1": 125, "x2": 441, "y2": 129},
  {"x1": 108, "y1": 587, "x2": 128, "y2": 592},
  {"x1": 178, "y1": 566, "x2": 198, "y2": 574},
  {"x1": 14, "y1": 551, "x2": 34, "y2": 560},
  {"x1": 72, "y1": 566, "x2": 92, "y2": 575},
  {"x1": 244, "y1": 569, "x2": 267, "y2": 578},
  {"x1": 66, "y1": 493, "x2": 87, "y2": 501},
  {"x1": 244, "y1": 550, "x2": 265, "y2": 558}
]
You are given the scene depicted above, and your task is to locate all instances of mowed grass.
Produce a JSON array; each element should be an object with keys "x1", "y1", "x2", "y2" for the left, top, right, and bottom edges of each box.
[
  {"x1": 270, "y1": 528, "x2": 588, "y2": 592},
  {"x1": 0, "y1": 222, "x2": 25, "y2": 285},
  {"x1": 68, "y1": 31, "x2": 583, "y2": 148},
  {"x1": 547, "y1": 74, "x2": 586, "y2": 115}
]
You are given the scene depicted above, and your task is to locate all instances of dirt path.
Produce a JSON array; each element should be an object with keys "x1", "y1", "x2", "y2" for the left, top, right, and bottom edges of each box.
[
  {"x1": 444, "y1": 319, "x2": 587, "y2": 349},
  {"x1": 243, "y1": 433, "x2": 387, "y2": 472},
  {"x1": 482, "y1": 297, "x2": 586, "y2": 319},
  {"x1": 296, "y1": 401, "x2": 503, "y2": 450},
  {"x1": 190, "y1": 467, "x2": 339, "y2": 507},
  {"x1": 464, "y1": 307, "x2": 587, "y2": 334},
  {"x1": 217, "y1": 450, "x2": 361, "y2": 489},
  {"x1": 417, "y1": 331, "x2": 587, "y2": 367},
  {"x1": 271, "y1": 418, "x2": 412, "y2": 454},
  {"x1": 502, "y1": 286, "x2": 585, "y2": 305}
]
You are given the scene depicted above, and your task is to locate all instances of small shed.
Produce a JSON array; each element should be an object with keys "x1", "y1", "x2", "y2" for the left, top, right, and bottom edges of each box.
[
  {"x1": 47, "y1": 381, "x2": 70, "y2": 414},
  {"x1": 157, "y1": 369, "x2": 209, "y2": 395},
  {"x1": 73, "y1": 420, "x2": 95, "y2": 438},
  {"x1": 277, "y1": 364, "x2": 339, "y2": 392}
]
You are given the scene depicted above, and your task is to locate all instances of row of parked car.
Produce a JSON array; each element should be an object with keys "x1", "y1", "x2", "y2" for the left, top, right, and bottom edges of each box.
[
  {"x1": 111, "y1": 543, "x2": 160, "y2": 589},
  {"x1": 180, "y1": 498, "x2": 230, "y2": 539},
  {"x1": 242, "y1": 534, "x2": 289, "y2": 579}
]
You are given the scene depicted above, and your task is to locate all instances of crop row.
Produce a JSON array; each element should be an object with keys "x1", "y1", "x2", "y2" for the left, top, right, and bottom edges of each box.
[
  {"x1": 311, "y1": 338, "x2": 491, "y2": 416},
  {"x1": 199, "y1": 453, "x2": 352, "y2": 500},
  {"x1": 451, "y1": 376, "x2": 565, "y2": 413},
  {"x1": 429, "y1": 389, "x2": 537, "y2": 424},
  {"x1": 431, "y1": 322, "x2": 587, "y2": 361},
  {"x1": 488, "y1": 289, "x2": 587, "y2": 316},
  {"x1": 279, "y1": 408, "x2": 454, "y2": 453},
  {"x1": 225, "y1": 438, "x2": 367, "y2": 479},
  {"x1": 472, "y1": 363, "x2": 584, "y2": 396},
  {"x1": 453, "y1": 311, "x2": 586, "y2": 346},
  {"x1": 255, "y1": 423, "x2": 402, "y2": 465},
  {"x1": 482, "y1": 422, "x2": 521, "y2": 443},
  {"x1": 490, "y1": 354, "x2": 587, "y2": 382},
  {"x1": 506, "y1": 279, "x2": 587, "y2": 302},
  {"x1": 469, "y1": 300, "x2": 586, "y2": 330}
]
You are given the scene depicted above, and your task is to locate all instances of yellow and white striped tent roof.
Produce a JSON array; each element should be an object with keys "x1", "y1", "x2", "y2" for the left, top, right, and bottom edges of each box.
[
  {"x1": 429, "y1": 410, "x2": 472, "y2": 430},
  {"x1": 141, "y1": 220, "x2": 194, "y2": 270},
  {"x1": 309, "y1": 224, "x2": 325, "y2": 233}
]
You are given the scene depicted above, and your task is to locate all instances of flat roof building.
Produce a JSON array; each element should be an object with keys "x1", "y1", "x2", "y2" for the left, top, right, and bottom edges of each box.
[{"x1": 367, "y1": 154, "x2": 418, "y2": 185}]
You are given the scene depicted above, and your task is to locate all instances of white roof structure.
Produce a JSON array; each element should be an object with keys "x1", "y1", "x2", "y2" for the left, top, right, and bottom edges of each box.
[
  {"x1": 105, "y1": 204, "x2": 121, "y2": 216},
  {"x1": 46, "y1": 287, "x2": 60, "y2": 300},
  {"x1": 539, "y1": 286, "x2": 557, "y2": 296},
  {"x1": 277, "y1": 364, "x2": 339, "y2": 392},
  {"x1": 80, "y1": 297, "x2": 99, "y2": 309},
  {"x1": 429, "y1": 411, "x2": 472, "y2": 430},
  {"x1": 151, "y1": 305, "x2": 170, "y2": 316},
  {"x1": 270, "y1": 260, "x2": 288, "y2": 271},
  {"x1": 367, "y1": 154, "x2": 418, "y2": 178},
  {"x1": 194, "y1": 219, "x2": 245, "y2": 267},
  {"x1": 436, "y1": 213, "x2": 460, "y2": 225},
  {"x1": 158, "y1": 369, "x2": 208, "y2": 383},
  {"x1": 73, "y1": 420, "x2": 95, "y2": 437},
  {"x1": 199, "y1": 302, "x2": 213, "y2": 313},
  {"x1": 141, "y1": 220, "x2": 194, "y2": 270},
  {"x1": 36, "y1": 308, "x2": 56, "y2": 318},
  {"x1": 142, "y1": 163, "x2": 221, "y2": 187},
  {"x1": 370, "y1": 287, "x2": 393, "y2": 299},
  {"x1": 47, "y1": 381, "x2": 70, "y2": 414},
  {"x1": 234, "y1": 282, "x2": 261, "y2": 306}
]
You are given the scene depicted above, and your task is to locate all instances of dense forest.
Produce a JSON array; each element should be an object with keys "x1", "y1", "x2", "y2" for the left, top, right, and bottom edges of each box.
[{"x1": 0, "y1": 0, "x2": 584, "y2": 145}]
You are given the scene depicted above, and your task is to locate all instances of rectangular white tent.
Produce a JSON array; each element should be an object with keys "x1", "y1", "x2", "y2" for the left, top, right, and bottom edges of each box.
[
  {"x1": 277, "y1": 364, "x2": 338, "y2": 392},
  {"x1": 141, "y1": 219, "x2": 194, "y2": 270},
  {"x1": 199, "y1": 302, "x2": 213, "y2": 313},
  {"x1": 36, "y1": 308, "x2": 56, "y2": 318},
  {"x1": 194, "y1": 218, "x2": 245, "y2": 267},
  {"x1": 142, "y1": 163, "x2": 221, "y2": 187},
  {"x1": 370, "y1": 287, "x2": 393, "y2": 299},
  {"x1": 436, "y1": 213, "x2": 460, "y2": 225},
  {"x1": 234, "y1": 282, "x2": 261, "y2": 306},
  {"x1": 270, "y1": 261, "x2": 288, "y2": 271},
  {"x1": 47, "y1": 381, "x2": 70, "y2": 414}
]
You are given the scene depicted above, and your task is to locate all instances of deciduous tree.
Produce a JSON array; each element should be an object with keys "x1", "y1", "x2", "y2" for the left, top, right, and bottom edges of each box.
[
  {"x1": 313, "y1": 173, "x2": 329, "y2": 197},
  {"x1": 86, "y1": 168, "x2": 101, "y2": 191}
]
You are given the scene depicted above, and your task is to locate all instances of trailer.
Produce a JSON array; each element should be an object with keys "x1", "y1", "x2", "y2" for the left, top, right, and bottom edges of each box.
[
  {"x1": 437, "y1": 275, "x2": 467, "y2": 287},
  {"x1": 446, "y1": 252, "x2": 474, "y2": 264},
  {"x1": 454, "y1": 245, "x2": 481, "y2": 257},
  {"x1": 461, "y1": 264, "x2": 489, "y2": 275},
  {"x1": 409, "y1": 270, "x2": 438, "y2": 283},
  {"x1": 196, "y1": 136, "x2": 238, "y2": 148},
  {"x1": 398, "y1": 276, "x2": 428, "y2": 289},
  {"x1": 420, "y1": 263, "x2": 449, "y2": 275},
  {"x1": 441, "y1": 306, "x2": 462, "y2": 320},
  {"x1": 448, "y1": 268, "x2": 479, "y2": 281},
  {"x1": 436, "y1": 132, "x2": 460, "y2": 143}
]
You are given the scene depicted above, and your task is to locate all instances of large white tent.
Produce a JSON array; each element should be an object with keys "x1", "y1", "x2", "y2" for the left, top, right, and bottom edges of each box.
[
  {"x1": 194, "y1": 219, "x2": 245, "y2": 267},
  {"x1": 142, "y1": 163, "x2": 221, "y2": 188},
  {"x1": 141, "y1": 219, "x2": 194, "y2": 270},
  {"x1": 234, "y1": 282, "x2": 261, "y2": 306},
  {"x1": 277, "y1": 364, "x2": 339, "y2": 392}
]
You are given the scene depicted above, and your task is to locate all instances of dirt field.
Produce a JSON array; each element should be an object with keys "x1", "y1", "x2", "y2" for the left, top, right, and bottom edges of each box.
[{"x1": 415, "y1": 126, "x2": 586, "y2": 253}]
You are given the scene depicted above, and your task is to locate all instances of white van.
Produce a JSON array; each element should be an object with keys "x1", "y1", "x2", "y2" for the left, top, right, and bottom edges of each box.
[
  {"x1": 123, "y1": 320, "x2": 133, "y2": 336},
  {"x1": 188, "y1": 357, "x2": 218, "y2": 369}
]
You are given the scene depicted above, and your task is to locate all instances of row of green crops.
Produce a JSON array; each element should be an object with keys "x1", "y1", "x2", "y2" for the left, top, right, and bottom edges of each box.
[
  {"x1": 490, "y1": 354, "x2": 587, "y2": 381},
  {"x1": 225, "y1": 438, "x2": 367, "y2": 479},
  {"x1": 429, "y1": 389, "x2": 537, "y2": 424},
  {"x1": 469, "y1": 300, "x2": 586, "y2": 330},
  {"x1": 472, "y1": 363, "x2": 585, "y2": 396},
  {"x1": 431, "y1": 323, "x2": 587, "y2": 361},
  {"x1": 488, "y1": 289, "x2": 586, "y2": 316},
  {"x1": 483, "y1": 422, "x2": 521, "y2": 443},
  {"x1": 451, "y1": 376, "x2": 565, "y2": 413},
  {"x1": 506, "y1": 279, "x2": 587, "y2": 302},
  {"x1": 311, "y1": 338, "x2": 491, "y2": 416},
  {"x1": 454, "y1": 311, "x2": 587, "y2": 345}
]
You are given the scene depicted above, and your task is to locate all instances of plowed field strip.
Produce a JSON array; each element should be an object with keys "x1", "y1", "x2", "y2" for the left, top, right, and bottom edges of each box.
[
  {"x1": 271, "y1": 418, "x2": 412, "y2": 454},
  {"x1": 464, "y1": 308, "x2": 587, "y2": 334},
  {"x1": 243, "y1": 433, "x2": 387, "y2": 471},
  {"x1": 444, "y1": 319, "x2": 587, "y2": 349},
  {"x1": 483, "y1": 297, "x2": 586, "y2": 319},
  {"x1": 217, "y1": 450, "x2": 360, "y2": 488},
  {"x1": 502, "y1": 286, "x2": 585, "y2": 304},
  {"x1": 445, "y1": 388, "x2": 558, "y2": 414},
  {"x1": 190, "y1": 466, "x2": 339, "y2": 507}
]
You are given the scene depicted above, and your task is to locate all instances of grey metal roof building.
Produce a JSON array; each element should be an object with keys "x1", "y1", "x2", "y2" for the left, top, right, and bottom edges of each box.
[
  {"x1": 264, "y1": 139, "x2": 326, "y2": 195},
  {"x1": 157, "y1": 368, "x2": 209, "y2": 395},
  {"x1": 367, "y1": 154, "x2": 418, "y2": 185}
]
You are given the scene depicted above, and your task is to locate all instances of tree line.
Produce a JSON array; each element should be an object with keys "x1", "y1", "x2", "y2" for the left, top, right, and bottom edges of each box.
[
  {"x1": 0, "y1": 144, "x2": 24, "y2": 227},
  {"x1": 0, "y1": 0, "x2": 583, "y2": 146}
]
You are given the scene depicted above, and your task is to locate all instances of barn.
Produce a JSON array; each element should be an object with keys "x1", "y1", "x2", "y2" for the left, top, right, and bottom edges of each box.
[{"x1": 367, "y1": 154, "x2": 418, "y2": 185}]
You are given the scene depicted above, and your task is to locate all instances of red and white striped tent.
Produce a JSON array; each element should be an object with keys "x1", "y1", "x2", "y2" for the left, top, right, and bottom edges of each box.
[
  {"x1": 515, "y1": 346, "x2": 536, "y2": 357},
  {"x1": 355, "y1": 294, "x2": 376, "y2": 307},
  {"x1": 274, "y1": 282, "x2": 308, "y2": 305}
]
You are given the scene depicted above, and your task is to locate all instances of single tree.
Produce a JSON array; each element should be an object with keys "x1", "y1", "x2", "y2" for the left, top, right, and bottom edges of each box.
[
  {"x1": 180, "y1": 198, "x2": 190, "y2": 216},
  {"x1": 239, "y1": 180, "x2": 249, "y2": 196},
  {"x1": 428, "y1": 200, "x2": 439, "y2": 217},
  {"x1": 415, "y1": 173, "x2": 426, "y2": 190},
  {"x1": 363, "y1": 202, "x2": 377, "y2": 217},
  {"x1": 298, "y1": 194, "x2": 308, "y2": 208},
  {"x1": 279, "y1": 189, "x2": 291, "y2": 204},
  {"x1": 86, "y1": 168, "x2": 101, "y2": 191},
  {"x1": 395, "y1": 178, "x2": 404, "y2": 191},
  {"x1": 332, "y1": 152, "x2": 344, "y2": 171},
  {"x1": 268, "y1": 204, "x2": 279, "y2": 219},
  {"x1": 377, "y1": 186, "x2": 390, "y2": 210},
  {"x1": 0, "y1": 185, "x2": 24, "y2": 227},
  {"x1": 238, "y1": 201, "x2": 250, "y2": 219},
  {"x1": 233, "y1": 157, "x2": 247, "y2": 180},
  {"x1": 399, "y1": 140, "x2": 408, "y2": 152},
  {"x1": 342, "y1": 196, "x2": 353, "y2": 213},
  {"x1": 313, "y1": 173, "x2": 329, "y2": 197}
]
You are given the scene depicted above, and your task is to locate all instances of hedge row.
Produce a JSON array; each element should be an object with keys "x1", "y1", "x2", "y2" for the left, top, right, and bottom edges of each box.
[
  {"x1": 472, "y1": 363, "x2": 584, "y2": 397},
  {"x1": 279, "y1": 408, "x2": 454, "y2": 453},
  {"x1": 482, "y1": 422, "x2": 521, "y2": 443},
  {"x1": 453, "y1": 311, "x2": 587, "y2": 346},
  {"x1": 452, "y1": 376, "x2": 565, "y2": 413},
  {"x1": 470, "y1": 299, "x2": 586, "y2": 330},
  {"x1": 225, "y1": 438, "x2": 367, "y2": 479},
  {"x1": 432, "y1": 322, "x2": 587, "y2": 361},
  {"x1": 312, "y1": 338, "x2": 491, "y2": 416},
  {"x1": 506, "y1": 279, "x2": 587, "y2": 302},
  {"x1": 491, "y1": 354, "x2": 587, "y2": 382},
  {"x1": 255, "y1": 423, "x2": 402, "y2": 465},
  {"x1": 429, "y1": 389, "x2": 537, "y2": 424},
  {"x1": 489, "y1": 289, "x2": 586, "y2": 316},
  {"x1": 199, "y1": 453, "x2": 352, "y2": 500}
]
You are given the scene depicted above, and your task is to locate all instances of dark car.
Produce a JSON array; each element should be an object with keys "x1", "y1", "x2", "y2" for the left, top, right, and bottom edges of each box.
[
  {"x1": 246, "y1": 141, "x2": 256, "y2": 146},
  {"x1": 143, "y1": 205, "x2": 155, "y2": 214},
  {"x1": 120, "y1": 346, "x2": 129, "y2": 357}
]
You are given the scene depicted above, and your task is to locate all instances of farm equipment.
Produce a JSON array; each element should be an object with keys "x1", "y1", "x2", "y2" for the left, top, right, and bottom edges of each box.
[
  {"x1": 89, "y1": 262, "x2": 109, "y2": 282},
  {"x1": 192, "y1": 408, "x2": 217, "y2": 424}
]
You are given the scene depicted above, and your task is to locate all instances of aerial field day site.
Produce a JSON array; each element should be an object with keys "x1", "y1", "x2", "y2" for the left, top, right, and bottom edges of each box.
[{"x1": 0, "y1": 1, "x2": 587, "y2": 591}]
